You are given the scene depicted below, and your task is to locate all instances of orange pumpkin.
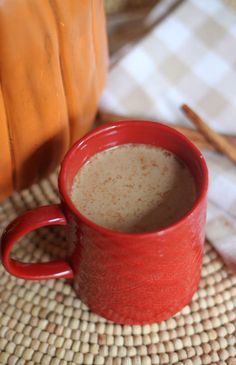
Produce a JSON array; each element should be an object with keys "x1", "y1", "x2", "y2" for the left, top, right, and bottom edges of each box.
[{"x1": 0, "y1": 0, "x2": 107, "y2": 201}]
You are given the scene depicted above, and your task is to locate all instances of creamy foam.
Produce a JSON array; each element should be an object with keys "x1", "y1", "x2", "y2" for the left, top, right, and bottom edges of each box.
[{"x1": 71, "y1": 144, "x2": 196, "y2": 233}]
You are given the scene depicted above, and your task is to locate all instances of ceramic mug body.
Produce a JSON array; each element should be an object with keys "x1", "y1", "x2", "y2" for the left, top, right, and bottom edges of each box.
[{"x1": 1, "y1": 121, "x2": 208, "y2": 324}]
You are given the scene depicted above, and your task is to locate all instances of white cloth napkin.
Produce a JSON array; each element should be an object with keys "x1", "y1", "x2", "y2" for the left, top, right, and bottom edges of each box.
[{"x1": 101, "y1": 0, "x2": 236, "y2": 271}]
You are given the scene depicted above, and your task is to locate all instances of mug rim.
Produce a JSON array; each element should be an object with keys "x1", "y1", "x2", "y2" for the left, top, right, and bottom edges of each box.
[{"x1": 59, "y1": 120, "x2": 208, "y2": 238}]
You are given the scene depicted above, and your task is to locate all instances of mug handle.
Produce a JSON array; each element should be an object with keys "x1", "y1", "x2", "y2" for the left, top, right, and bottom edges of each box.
[{"x1": 1, "y1": 204, "x2": 74, "y2": 280}]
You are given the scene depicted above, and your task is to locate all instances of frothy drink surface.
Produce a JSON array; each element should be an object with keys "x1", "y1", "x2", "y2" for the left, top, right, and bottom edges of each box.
[{"x1": 71, "y1": 144, "x2": 196, "y2": 233}]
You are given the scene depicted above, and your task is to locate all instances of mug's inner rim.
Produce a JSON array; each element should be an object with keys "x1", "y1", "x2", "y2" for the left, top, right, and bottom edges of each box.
[{"x1": 59, "y1": 121, "x2": 208, "y2": 237}]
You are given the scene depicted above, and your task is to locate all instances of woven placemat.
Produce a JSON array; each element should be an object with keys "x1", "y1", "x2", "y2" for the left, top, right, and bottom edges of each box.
[{"x1": 0, "y1": 173, "x2": 236, "y2": 365}]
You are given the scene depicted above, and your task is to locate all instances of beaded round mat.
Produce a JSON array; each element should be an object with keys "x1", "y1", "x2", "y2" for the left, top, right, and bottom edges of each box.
[{"x1": 0, "y1": 173, "x2": 236, "y2": 365}]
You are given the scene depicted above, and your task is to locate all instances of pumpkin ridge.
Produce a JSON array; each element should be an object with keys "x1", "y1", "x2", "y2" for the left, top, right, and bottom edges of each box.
[
  {"x1": 47, "y1": 0, "x2": 71, "y2": 142},
  {"x1": 46, "y1": 1, "x2": 107, "y2": 145},
  {"x1": 91, "y1": 0, "x2": 102, "y2": 98},
  {"x1": 91, "y1": 0, "x2": 108, "y2": 106},
  {"x1": 91, "y1": 0, "x2": 98, "y2": 98},
  {"x1": 0, "y1": 77, "x2": 17, "y2": 191}
]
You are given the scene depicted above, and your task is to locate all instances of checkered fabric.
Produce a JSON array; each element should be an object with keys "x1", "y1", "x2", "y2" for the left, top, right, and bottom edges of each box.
[{"x1": 100, "y1": 0, "x2": 236, "y2": 270}]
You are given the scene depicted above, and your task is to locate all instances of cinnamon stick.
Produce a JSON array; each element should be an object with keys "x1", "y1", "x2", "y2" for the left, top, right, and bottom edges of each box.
[
  {"x1": 97, "y1": 111, "x2": 236, "y2": 152},
  {"x1": 181, "y1": 104, "x2": 236, "y2": 165}
]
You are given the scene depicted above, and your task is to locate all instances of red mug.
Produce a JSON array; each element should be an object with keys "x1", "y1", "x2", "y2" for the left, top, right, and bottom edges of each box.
[{"x1": 1, "y1": 121, "x2": 208, "y2": 324}]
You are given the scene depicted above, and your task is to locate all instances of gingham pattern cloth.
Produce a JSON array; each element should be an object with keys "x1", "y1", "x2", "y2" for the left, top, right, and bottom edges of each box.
[{"x1": 100, "y1": 0, "x2": 236, "y2": 270}]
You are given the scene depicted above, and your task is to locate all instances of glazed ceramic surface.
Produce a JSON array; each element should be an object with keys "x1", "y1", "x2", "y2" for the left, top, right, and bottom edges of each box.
[{"x1": 1, "y1": 121, "x2": 208, "y2": 324}]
